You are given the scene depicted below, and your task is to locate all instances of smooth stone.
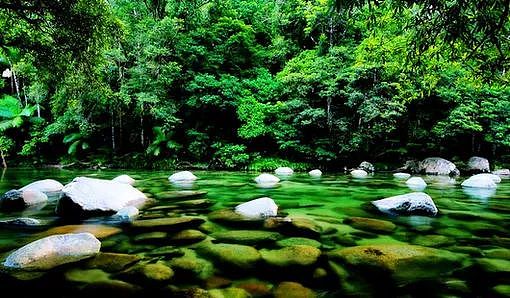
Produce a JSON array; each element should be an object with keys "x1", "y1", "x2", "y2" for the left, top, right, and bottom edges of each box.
[
  {"x1": 359, "y1": 161, "x2": 375, "y2": 173},
  {"x1": 39, "y1": 224, "x2": 122, "y2": 239},
  {"x1": 143, "y1": 246, "x2": 184, "y2": 257},
  {"x1": 3, "y1": 233, "x2": 100, "y2": 270},
  {"x1": 84, "y1": 252, "x2": 141, "y2": 272},
  {"x1": 113, "y1": 206, "x2": 139, "y2": 222},
  {"x1": 170, "y1": 229, "x2": 207, "y2": 244},
  {"x1": 308, "y1": 169, "x2": 322, "y2": 177},
  {"x1": 119, "y1": 262, "x2": 174, "y2": 283},
  {"x1": 274, "y1": 281, "x2": 316, "y2": 298},
  {"x1": 393, "y1": 173, "x2": 411, "y2": 179},
  {"x1": 0, "y1": 217, "x2": 42, "y2": 227},
  {"x1": 235, "y1": 197, "x2": 278, "y2": 218},
  {"x1": 57, "y1": 177, "x2": 147, "y2": 217},
  {"x1": 155, "y1": 190, "x2": 208, "y2": 200},
  {"x1": 275, "y1": 167, "x2": 294, "y2": 176},
  {"x1": 237, "y1": 280, "x2": 272, "y2": 296},
  {"x1": 112, "y1": 174, "x2": 135, "y2": 185},
  {"x1": 419, "y1": 157, "x2": 460, "y2": 176},
  {"x1": 197, "y1": 243, "x2": 261, "y2": 270},
  {"x1": 461, "y1": 175, "x2": 497, "y2": 188},
  {"x1": 169, "y1": 171, "x2": 198, "y2": 182},
  {"x1": 471, "y1": 173, "x2": 501, "y2": 183},
  {"x1": 484, "y1": 248, "x2": 510, "y2": 260},
  {"x1": 205, "y1": 276, "x2": 232, "y2": 289},
  {"x1": 329, "y1": 244, "x2": 462, "y2": 281},
  {"x1": 208, "y1": 209, "x2": 264, "y2": 225},
  {"x1": 65, "y1": 268, "x2": 110, "y2": 284},
  {"x1": 276, "y1": 237, "x2": 321, "y2": 248},
  {"x1": 134, "y1": 231, "x2": 168, "y2": 243},
  {"x1": 170, "y1": 249, "x2": 214, "y2": 280},
  {"x1": 344, "y1": 217, "x2": 396, "y2": 234},
  {"x1": 412, "y1": 235, "x2": 453, "y2": 247},
  {"x1": 265, "y1": 217, "x2": 322, "y2": 238},
  {"x1": 254, "y1": 173, "x2": 280, "y2": 184},
  {"x1": 405, "y1": 177, "x2": 427, "y2": 190},
  {"x1": 0, "y1": 189, "x2": 47, "y2": 210},
  {"x1": 350, "y1": 169, "x2": 368, "y2": 178},
  {"x1": 443, "y1": 278, "x2": 470, "y2": 294},
  {"x1": 467, "y1": 156, "x2": 490, "y2": 173},
  {"x1": 211, "y1": 230, "x2": 281, "y2": 245},
  {"x1": 131, "y1": 217, "x2": 205, "y2": 231},
  {"x1": 493, "y1": 169, "x2": 510, "y2": 176},
  {"x1": 209, "y1": 287, "x2": 250, "y2": 298},
  {"x1": 372, "y1": 192, "x2": 438, "y2": 216},
  {"x1": 20, "y1": 179, "x2": 64, "y2": 193},
  {"x1": 260, "y1": 245, "x2": 321, "y2": 267},
  {"x1": 476, "y1": 258, "x2": 510, "y2": 273}
]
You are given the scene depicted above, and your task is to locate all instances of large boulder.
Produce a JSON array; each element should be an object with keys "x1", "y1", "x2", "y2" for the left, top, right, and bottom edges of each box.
[
  {"x1": 359, "y1": 161, "x2": 375, "y2": 173},
  {"x1": 493, "y1": 169, "x2": 510, "y2": 176},
  {"x1": 308, "y1": 169, "x2": 322, "y2": 177},
  {"x1": 371, "y1": 192, "x2": 438, "y2": 216},
  {"x1": 467, "y1": 156, "x2": 490, "y2": 173},
  {"x1": 405, "y1": 177, "x2": 427, "y2": 191},
  {"x1": 461, "y1": 175, "x2": 497, "y2": 189},
  {"x1": 393, "y1": 173, "x2": 411, "y2": 179},
  {"x1": 275, "y1": 167, "x2": 294, "y2": 176},
  {"x1": 260, "y1": 245, "x2": 321, "y2": 267},
  {"x1": 20, "y1": 179, "x2": 64, "y2": 194},
  {"x1": 471, "y1": 173, "x2": 501, "y2": 183},
  {"x1": 418, "y1": 157, "x2": 460, "y2": 176},
  {"x1": 112, "y1": 175, "x2": 135, "y2": 185},
  {"x1": 0, "y1": 189, "x2": 47, "y2": 210},
  {"x1": 56, "y1": 177, "x2": 147, "y2": 217},
  {"x1": 235, "y1": 197, "x2": 278, "y2": 218},
  {"x1": 168, "y1": 171, "x2": 197, "y2": 182},
  {"x1": 3, "y1": 232, "x2": 100, "y2": 270},
  {"x1": 254, "y1": 173, "x2": 280, "y2": 185},
  {"x1": 350, "y1": 169, "x2": 368, "y2": 178}
]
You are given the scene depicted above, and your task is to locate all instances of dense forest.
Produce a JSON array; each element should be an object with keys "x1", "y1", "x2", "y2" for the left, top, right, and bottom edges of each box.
[{"x1": 0, "y1": 0, "x2": 509, "y2": 170}]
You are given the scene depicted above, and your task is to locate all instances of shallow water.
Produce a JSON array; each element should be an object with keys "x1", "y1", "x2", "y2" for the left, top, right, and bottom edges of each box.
[{"x1": 0, "y1": 169, "x2": 509, "y2": 297}]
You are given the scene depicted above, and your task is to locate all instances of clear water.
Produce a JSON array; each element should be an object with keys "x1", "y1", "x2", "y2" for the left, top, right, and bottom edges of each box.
[{"x1": 0, "y1": 168, "x2": 509, "y2": 297}]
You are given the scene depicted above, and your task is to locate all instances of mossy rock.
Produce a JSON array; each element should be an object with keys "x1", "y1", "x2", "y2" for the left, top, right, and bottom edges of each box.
[
  {"x1": 260, "y1": 245, "x2": 321, "y2": 267},
  {"x1": 170, "y1": 229, "x2": 207, "y2": 245},
  {"x1": 155, "y1": 190, "x2": 208, "y2": 200},
  {"x1": 276, "y1": 237, "x2": 321, "y2": 248},
  {"x1": 412, "y1": 235, "x2": 454, "y2": 248},
  {"x1": 209, "y1": 287, "x2": 250, "y2": 298},
  {"x1": 235, "y1": 280, "x2": 272, "y2": 296},
  {"x1": 169, "y1": 249, "x2": 214, "y2": 280},
  {"x1": 493, "y1": 285, "x2": 510, "y2": 297},
  {"x1": 65, "y1": 268, "x2": 110, "y2": 283},
  {"x1": 131, "y1": 217, "x2": 205, "y2": 231},
  {"x1": 484, "y1": 248, "x2": 510, "y2": 260},
  {"x1": 133, "y1": 231, "x2": 168, "y2": 243},
  {"x1": 328, "y1": 244, "x2": 463, "y2": 282},
  {"x1": 273, "y1": 281, "x2": 316, "y2": 298},
  {"x1": 38, "y1": 224, "x2": 121, "y2": 239},
  {"x1": 117, "y1": 261, "x2": 174, "y2": 284},
  {"x1": 211, "y1": 230, "x2": 281, "y2": 245},
  {"x1": 205, "y1": 276, "x2": 232, "y2": 289},
  {"x1": 208, "y1": 209, "x2": 264, "y2": 227},
  {"x1": 343, "y1": 217, "x2": 396, "y2": 234},
  {"x1": 84, "y1": 252, "x2": 141, "y2": 272},
  {"x1": 476, "y1": 258, "x2": 510, "y2": 273},
  {"x1": 197, "y1": 243, "x2": 261, "y2": 270}
]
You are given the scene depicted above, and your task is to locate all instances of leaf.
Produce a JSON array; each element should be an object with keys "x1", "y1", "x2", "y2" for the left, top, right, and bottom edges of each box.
[
  {"x1": 0, "y1": 95, "x2": 21, "y2": 118},
  {"x1": 63, "y1": 133, "x2": 81, "y2": 144},
  {"x1": 68, "y1": 140, "x2": 80, "y2": 155}
]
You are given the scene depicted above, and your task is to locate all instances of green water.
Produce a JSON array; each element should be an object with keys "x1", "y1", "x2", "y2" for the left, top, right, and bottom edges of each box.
[{"x1": 0, "y1": 169, "x2": 509, "y2": 297}]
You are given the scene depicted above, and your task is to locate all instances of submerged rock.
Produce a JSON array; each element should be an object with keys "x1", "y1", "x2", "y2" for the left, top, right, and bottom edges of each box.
[
  {"x1": 3, "y1": 232, "x2": 100, "y2": 270},
  {"x1": 371, "y1": 192, "x2": 438, "y2": 216},
  {"x1": 351, "y1": 169, "x2": 368, "y2": 178},
  {"x1": 84, "y1": 252, "x2": 141, "y2": 272},
  {"x1": 467, "y1": 156, "x2": 490, "y2": 173},
  {"x1": 0, "y1": 217, "x2": 42, "y2": 227},
  {"x1": 393, "y1": 173, "x2": 411, "y2": 179},
  {"x1": 118, "y1": 261, "x2": 174, "y2": 284},
  {"x1": 0, "y1": 189, "x2": 47, "y2": 210},
  {"x1": 274, "y1": 282, "x2": 316, "y2": 298},
  {"x1": 359, "y1": 161, "x2": 375, "y2": 173},
  {"x1": 461, "y1": 175, "x2": 497, "y2": 189},
  {"x1": 211, "y1": 230, "x2": 281, "y2": 245},
  {"x1": 260, "y1": 245, "x2": 321, "y2": 267},
  {"x1": 112, "y1": 174, "x2": 135, "y2": 185},
  {"x1": 169, "y1": 248, "x2": 214, "y2": 280},
  {"x1": 276, "y1": 237, "x2": 321, "y2": 248},
  {"x1": 168, "y1": 171, "x2": 198, "y2": 182},
  {"x1": 344, "y1": 217, "x2": 396, "y2": 234},
  {"x1": 308, "y1": 169, "x2": 322, "y2": 177},
  {"x1": 56, "y1": 177, "x2": 147, "y2": 217},
  {"x1": 471, "y1": 173, "x2": 501, "y2": 183},
  {"x1": 329, "y1": 244, "x2": 462, "y2": 281},
  {"x1": 131, "y1": 217, "x2": 205, "y2": 231},
  {"x1": 20, "y1": 179, "x2": 64, "y2": 194},
  {"x1": 493, "y1": 169, "x2": 510, "y2": 176},
  {"x1": 419, "y1": 157, "x2": 460, "y2": 176},
  {"x1": 275, "y1": 167, "x2": 294, "y2": 176},
  {"x1": 113, "y1": 206, "x2": 139, "y2": 222},
  {"x1": 197, "y1": 243, "x2": 261, "y2": 270},
  {"x1": 209, "y1": 287, "x2": 251, "y2": 298},
  {"x1": 39, "y1": 224, "x2": 122, "y2": 239},
  {"x1": 405, "y1": 177, "x2": 427, "y2": 190},
  {"x1": 235, "y1": 197, "x2": 278, "y2": 218},
  {"x1": 170, "y1": 229, "x2": 207, "y2": 244}
]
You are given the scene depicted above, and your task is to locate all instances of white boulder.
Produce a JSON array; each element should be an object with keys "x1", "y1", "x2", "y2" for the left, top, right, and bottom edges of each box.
[
  {"x1": 309, "y1": 169, "x2": 322, "y2": 177},
  {"x1": 471, "y1": 173, "x2": 501, "y2": 183},
  {"x1": 56, "y1": 177, "x2": 147, "y2": 217},
  {"x1": 113, "y1": 206, "x2": 139, "y2": 222},
  {"x1": 235, "y1": 197, "x2": 278, "y2": 218},
  {"x1": 254, "y1": 173, "x2": 280, "y2": 184},
  {"x1": 393, "y1": 173, "x2": 411, "y2": 179},
  {"x1": 493, "y1": 169, "x2": 510, "y2": 176},
  {"x1": 419, "y1": 157, "x2": 459, "y2": 176},
  {"x1": 275, "y1": 167, "x2": 294, "y2": 176},
  {"x1": 112, "y1": 174, "x2": 135, "y2": 185},
  {"x1": 351, "y1": 169, "x2": 368, "y2": 178},
  {"x1": 406, "y1": 177, "x2": 427, "y2": 190},
  {"x1": 467, "y1": 156, "x2": 490, "y2": 173},
  {"x1": 372, "y1": 192, "x2": 438, "y2": 216},
  {"x1": 3, "y1": 233, "x2": 100, "y2": 270},
  {"x1": 168, "y1": 171, "x2": 197, "y2": 182},
  {"x1": 0, "y1": 189, "x2": 47, "y2": 210},
  {"x1": 20, "y1": 179, "x2": 64, "y2": 193},
  {"x1": 461, "y1": 175, "x2": 497, "y2": 189}
]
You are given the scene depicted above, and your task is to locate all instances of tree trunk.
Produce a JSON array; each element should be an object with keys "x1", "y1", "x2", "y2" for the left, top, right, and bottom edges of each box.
[
  {"x1": 140, "y1": 106, "x2": 145, "y2": 147},
  {"x1": 1, "y1": 150, "x2": 7, "y2": 168},
  {"x1": 12, "y1": 69, "x2": 21, "y2": 101},
  {"x1": 111, "y1": 110, "x2": 116, "y2": 152},
  {"x1": 37, "y1": 103, "x2": 41, "y2": 117}
]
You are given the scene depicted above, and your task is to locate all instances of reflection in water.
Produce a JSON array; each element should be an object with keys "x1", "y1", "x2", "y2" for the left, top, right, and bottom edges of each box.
[{"x1": 462, "y1": 186, "x2": 496, "y2": 200}]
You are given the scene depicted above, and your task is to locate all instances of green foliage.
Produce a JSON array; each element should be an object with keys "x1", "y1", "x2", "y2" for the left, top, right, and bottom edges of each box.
[
  {"x1": 248, "y1": 157, "x2": 310, "y2": 172},
  {"x1": 146, "y1": 126, "x2": 182, "y2": 157},
  {"x1": 63, "y1": 132, "x2": 90, "y2": 156},
  {"x1": 211, "y1": 143, "x2": 250, "y2": 169}
]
